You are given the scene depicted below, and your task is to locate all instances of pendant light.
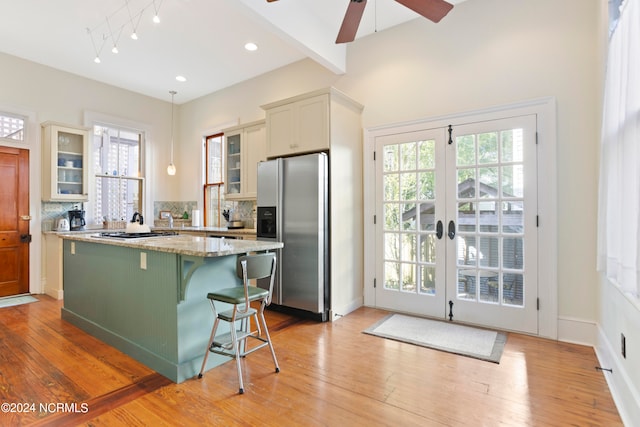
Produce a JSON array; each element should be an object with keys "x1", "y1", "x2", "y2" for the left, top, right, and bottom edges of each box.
[{"x1": 167, "y1": 90, "x2": 177, "y2": 175}]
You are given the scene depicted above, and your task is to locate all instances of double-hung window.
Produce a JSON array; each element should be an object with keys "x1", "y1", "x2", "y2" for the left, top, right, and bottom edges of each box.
[
  {"x1": 204, "y1": 132, "x2": 225, "y2": 226},
  {"x1": 91, "y1": 125, "x2": 144, "y2": 225}
]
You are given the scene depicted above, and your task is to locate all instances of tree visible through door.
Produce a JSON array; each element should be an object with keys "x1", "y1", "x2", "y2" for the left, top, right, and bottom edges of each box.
[{"x1": 0, "y1": 146, "x2": 30, "y2": 297}]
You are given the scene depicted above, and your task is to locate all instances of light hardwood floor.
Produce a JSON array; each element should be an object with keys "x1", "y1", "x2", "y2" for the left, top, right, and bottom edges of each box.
[{"x1": 0, "y1": 295, "x2": 623, "y2": 426}]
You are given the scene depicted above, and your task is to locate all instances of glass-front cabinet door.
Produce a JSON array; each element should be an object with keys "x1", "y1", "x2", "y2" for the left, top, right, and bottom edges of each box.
[
  {"x1": 41, "y1": 122, "x2": 90, "y2": 202},
  {"x1": 225, "y1": 131, "x2": 242, "y2": 198},
  {"x1": 223, "y1": 120, "x2": 266, "y2": 200}
]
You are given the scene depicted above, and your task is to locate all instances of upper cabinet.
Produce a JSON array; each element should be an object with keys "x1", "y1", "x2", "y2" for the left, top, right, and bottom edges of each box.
[
  {"x1": 263, "y1": 94, "x2": 329, "y2": 158},
  {"x1": 224, "y1": 120, "x2": 266, "y2": 200},
  {"x1": 41, "y1": 122, "x2": 90, "y2": 202},
  {"x1": 261, "y1": 88, "x2": 364, "y2": 159}
]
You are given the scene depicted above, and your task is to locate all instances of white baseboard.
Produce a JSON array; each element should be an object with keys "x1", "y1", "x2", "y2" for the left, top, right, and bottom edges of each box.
[
  {"x1": 595, "y1": 325, "x2": 640, "y2": 426},
  {"x1": 42, "y1": 279, "x2": 63, "y2": 300},
  {"x1": 557, "y1": 315, "x2": 597, "y2": 346},
  {"x1": 331, "y1": 297, "x2": 363, "y2": 322}
]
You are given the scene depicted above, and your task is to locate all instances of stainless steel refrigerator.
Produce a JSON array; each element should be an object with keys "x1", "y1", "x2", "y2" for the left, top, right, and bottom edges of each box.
[{"x1": 256, "y1": 153, "x2": 329, "y2": 321}]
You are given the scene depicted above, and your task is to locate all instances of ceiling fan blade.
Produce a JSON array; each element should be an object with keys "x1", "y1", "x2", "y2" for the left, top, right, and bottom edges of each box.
[
  {"x1": 336, "y1": 0, "x2": 368, "y2": 44},
  {"x1": 395, "y1": 0, "x2": 453, "y2": 23}
]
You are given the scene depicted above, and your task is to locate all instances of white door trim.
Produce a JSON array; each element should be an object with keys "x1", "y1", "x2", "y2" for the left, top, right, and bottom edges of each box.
[
  {"x1": 363, "y1": 97, "x2": 558, "y2": 339},
  {"x1": 0, "y1": 105, "x2": 41, "y2": 295}
]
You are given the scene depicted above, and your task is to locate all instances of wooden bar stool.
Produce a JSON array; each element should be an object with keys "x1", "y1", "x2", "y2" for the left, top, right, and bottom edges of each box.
[{"x1": 197, "y1": 252, "x2": 280, "y2": 394}]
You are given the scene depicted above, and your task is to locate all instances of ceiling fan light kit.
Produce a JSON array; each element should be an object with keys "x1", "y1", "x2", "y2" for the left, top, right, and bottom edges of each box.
[{"x1": 267, "y1": 0, "x2": 453, "y2": 44}]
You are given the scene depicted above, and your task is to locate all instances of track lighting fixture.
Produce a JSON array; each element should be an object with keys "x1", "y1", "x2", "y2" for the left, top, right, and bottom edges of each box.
[{"x1": 87, "y1": 0, "x2": 166, "y2": 63}]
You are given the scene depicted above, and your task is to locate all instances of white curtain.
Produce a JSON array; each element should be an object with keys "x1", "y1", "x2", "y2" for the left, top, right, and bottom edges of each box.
[{"x1": 597, "y1": 0, "x2": 640, "y2": 297}]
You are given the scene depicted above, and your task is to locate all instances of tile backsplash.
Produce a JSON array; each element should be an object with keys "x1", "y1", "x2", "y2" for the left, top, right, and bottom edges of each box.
[
  {"x1": 153, "y1": 201, "x2": 198, "y2": 220},
  {"x1": 41, "y1": 202, "x2": 84, "y2": 231},
  {"x1": 41, "y1": 200, "x2": 257, "y2": 231},
  {"x1": 154, "y1": 200, "x2": 256, "y2": 228}
]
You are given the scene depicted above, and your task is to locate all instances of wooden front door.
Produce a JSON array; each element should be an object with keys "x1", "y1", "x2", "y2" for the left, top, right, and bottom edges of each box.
[{"x1": 0, "y1": 146, "x2": 30, "y2": 297}]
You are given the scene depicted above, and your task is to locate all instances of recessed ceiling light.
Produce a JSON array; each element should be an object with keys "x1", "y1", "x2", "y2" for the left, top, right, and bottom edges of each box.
[
  {"x1": 176, "y1": 76, "x2": 187, "y2": 82},
  {"x1": 244, "y1": 42, "x2": 258, "y2": 51}
]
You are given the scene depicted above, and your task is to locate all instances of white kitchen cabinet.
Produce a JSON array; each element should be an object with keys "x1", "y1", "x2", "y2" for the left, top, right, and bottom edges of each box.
[
  {"x1": 264, "y1": 93, "x2": 329, "y2": 158},
  {"x1": 41, "y1": 122, "x2": 90, "y2": 202},
  {"x1": 224, "y1": 120, "x2": 266, "y2": 200}
]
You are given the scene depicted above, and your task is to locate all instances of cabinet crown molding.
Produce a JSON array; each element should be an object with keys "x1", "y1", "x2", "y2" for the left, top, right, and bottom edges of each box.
[{"x1": 260, "y1": 87, "x2": 363, "y2": 112}]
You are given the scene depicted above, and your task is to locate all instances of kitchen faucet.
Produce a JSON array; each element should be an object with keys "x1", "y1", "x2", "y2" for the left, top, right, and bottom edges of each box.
[{"x1": 168, "y1": 215, "x2": 174, "y2": 228}]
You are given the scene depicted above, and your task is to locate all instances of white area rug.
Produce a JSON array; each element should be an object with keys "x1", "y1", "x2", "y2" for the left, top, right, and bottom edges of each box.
[
  {"x1": 0, "y1": 295, "x2": 38, "y2": 309},
  {"x1": 364, "y1": 313, "x2": 507, "y2": 363}
]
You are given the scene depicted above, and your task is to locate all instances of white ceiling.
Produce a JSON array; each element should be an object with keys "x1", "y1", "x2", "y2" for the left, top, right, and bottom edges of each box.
[{"x1": 0, "y1": 0, "x2": 467, "y2": 104}]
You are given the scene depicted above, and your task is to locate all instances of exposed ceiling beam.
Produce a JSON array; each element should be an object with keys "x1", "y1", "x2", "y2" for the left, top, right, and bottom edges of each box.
[{"x1": 236, "y1": 0, "x2": 347, "y2": 74}]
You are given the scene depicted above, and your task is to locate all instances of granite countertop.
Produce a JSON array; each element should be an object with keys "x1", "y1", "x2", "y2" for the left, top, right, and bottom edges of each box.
[{"x1": 59, "y1": 233, "x2": 281, "y2": 257}]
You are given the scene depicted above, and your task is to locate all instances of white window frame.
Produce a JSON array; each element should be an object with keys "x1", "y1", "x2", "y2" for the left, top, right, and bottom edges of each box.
[{"x1": 84, "y1": 111, "x2": 151, "y2": 228}]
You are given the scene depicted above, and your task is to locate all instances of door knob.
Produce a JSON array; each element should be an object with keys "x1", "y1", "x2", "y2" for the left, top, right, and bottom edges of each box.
[
  {"x1": 21, "y1": 215, "x2": 32, "y2": 221},
  {"x1": 436, "y1": 220, "x2": 443, "y2": 239},
  {"x1": 448, "y1": 220, "x2": 456, "y2": 240}
]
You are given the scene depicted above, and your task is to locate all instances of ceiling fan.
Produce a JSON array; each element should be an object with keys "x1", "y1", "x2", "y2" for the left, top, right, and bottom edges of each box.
[{"x1": 266, "y1": 0, "x2": 454, "y2": 44}]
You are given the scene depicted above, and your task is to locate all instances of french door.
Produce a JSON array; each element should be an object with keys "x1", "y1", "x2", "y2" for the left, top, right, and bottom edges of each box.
[{"x1": 374, "y1": 115, "x2": 538, "y2": 334}]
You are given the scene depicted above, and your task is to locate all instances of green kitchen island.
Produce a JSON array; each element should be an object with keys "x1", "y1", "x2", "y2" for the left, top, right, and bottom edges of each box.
[{"x1": 60, "y1": 233, "x2": 283, "y2": 383}]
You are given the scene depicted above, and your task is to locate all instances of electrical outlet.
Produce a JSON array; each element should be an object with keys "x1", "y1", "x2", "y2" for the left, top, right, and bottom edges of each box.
[{"x1": 621, "y1": 333, "x2": 626, "y2": 359}]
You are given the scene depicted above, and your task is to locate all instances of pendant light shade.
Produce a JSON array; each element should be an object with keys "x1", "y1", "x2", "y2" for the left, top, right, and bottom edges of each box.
[{"x1": 167, "y1": 90, "x2": 177, "y2": 175}]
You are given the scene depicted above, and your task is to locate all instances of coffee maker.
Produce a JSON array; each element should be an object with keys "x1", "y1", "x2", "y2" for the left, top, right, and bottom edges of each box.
[{"x1": 68, "y1": 208, "x2": 86, "y2": 231}]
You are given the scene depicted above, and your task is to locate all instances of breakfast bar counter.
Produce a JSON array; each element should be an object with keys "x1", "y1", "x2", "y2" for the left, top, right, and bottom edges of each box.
[{"x1": 59, "y1": 233, "x2": 283, "y2": 383}]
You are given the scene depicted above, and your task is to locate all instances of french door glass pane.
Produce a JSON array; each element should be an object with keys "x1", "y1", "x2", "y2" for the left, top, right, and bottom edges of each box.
[
  {"x1": 458, "y1": 168, "x2": 476, "y2": 198},
  {"x1": 421, "y1": 265, "x2": 436, "y2": 294},
  {"x1": 478, "y1": 132, "x2": 499, "y2": 164},
  {"x1": 384, "y1": 174, "x2": 399, "y2": 200},
  {"x1": 418, "y1": 140, "x2": 436, "y2": 168},
  {"x1": 401, "y1": 263, "x2": 416, "y2": 292},
  {"x1": 385, "y1": 233, "x2": 400, "y2": 260},
  {"x1": 418, "y1": 171, "x2": 435, "y2": 200},
  {"x1": 385, "y1": 261, "x2": 400, "y2": 290},
  {"x1": 457, "y1": 135, "x2": 476, "y2": 166},
  {"x1": 385, "y1": 204, "x2": 400, "y2": 230},
  {"x1": 402, "y1": 203, "x2": 416, "y2": 230},
  {"x1": 384, "y1": 145, "x2": 399, "y2": 171},
  {"x1": 502, "y1": 201, "x2": 523, "y2": 233},
  {"x1": 401, "y1": 234, "x2": 416, "y2": 262}
]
